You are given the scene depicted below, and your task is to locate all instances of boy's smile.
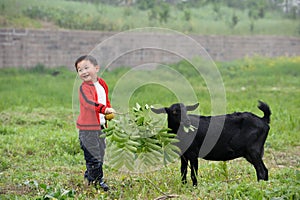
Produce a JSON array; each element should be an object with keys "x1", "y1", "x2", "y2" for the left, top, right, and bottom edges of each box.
[{"x1": 76, "y1": 60, "x2": 100, "y2": 82}]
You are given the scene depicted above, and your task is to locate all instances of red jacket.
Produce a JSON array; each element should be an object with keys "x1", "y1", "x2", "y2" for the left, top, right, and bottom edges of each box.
[{"x1": 76, "y1": 77, "x2": 111, "y2": 130}]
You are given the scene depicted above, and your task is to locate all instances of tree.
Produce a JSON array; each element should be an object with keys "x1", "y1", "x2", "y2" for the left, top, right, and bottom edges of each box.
[
  {"x1": 147, "y1": 1, "x2": 170, "y2": 24},
  {"x1": 247, "y1": 0, "x2": 267, "y2": 33},
  {"x1": 230, "y1": 13, "x2": 239, "y2": 29}
]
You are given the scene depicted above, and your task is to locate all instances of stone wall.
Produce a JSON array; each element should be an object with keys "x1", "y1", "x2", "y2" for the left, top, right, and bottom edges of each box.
[{"x1": 1, "y1": 28, "x2": 299, "y2": 70}]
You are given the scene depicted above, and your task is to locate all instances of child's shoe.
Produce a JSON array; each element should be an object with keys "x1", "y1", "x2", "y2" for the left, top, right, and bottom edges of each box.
[
  {"x1": 84, "y1": 170, "x2": 93, "y2": 185},
  {"x1": 84, "y1": 171, "x2": 109, "y2": 191},
  {"x1": 99, "y1": 179, "x2": 109, "y2": 191}
]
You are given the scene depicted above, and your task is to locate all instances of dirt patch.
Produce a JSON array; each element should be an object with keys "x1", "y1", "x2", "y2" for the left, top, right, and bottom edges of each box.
[
  {"x1": 39, "y1": 20, "x2": 59, "y2": 30},
  {"x1": 266, "y1": 146, "x2": 300, "y2": 168},
  {"x1": 0, "y1": 184, "x2": 33, "y2": 196}
]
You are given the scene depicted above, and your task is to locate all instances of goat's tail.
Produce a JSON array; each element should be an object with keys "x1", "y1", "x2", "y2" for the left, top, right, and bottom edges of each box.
[{"x1": 258, "y1": 100, "x2": 271, "y2": 124}]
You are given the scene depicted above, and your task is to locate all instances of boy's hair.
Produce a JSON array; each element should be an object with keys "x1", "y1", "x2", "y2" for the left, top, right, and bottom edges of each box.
[{"x1": 75, "y1": 55, "x2": 98, "y2": 71}]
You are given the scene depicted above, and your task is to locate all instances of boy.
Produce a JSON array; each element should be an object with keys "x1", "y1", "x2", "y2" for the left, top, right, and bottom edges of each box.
[{"x1": 75, "y1": 55, "x2": 115, "y2": 191}]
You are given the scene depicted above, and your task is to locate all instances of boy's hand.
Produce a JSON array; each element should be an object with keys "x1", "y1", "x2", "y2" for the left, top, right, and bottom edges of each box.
[
  {"x1": 104, "y1": 108, "x2": 116, "y2": 120},
  {"x1": 105, "y1": 107, "x2": 116, "y2": 114},
  {"x1": 105, "y1": 113, "x2": 114, "y2": 120}
]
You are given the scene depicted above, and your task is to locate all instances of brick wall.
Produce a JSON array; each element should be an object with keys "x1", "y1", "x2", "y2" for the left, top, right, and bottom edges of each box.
[{"x1": 1, "y1": 28, "x2": 299, "y2": 70}]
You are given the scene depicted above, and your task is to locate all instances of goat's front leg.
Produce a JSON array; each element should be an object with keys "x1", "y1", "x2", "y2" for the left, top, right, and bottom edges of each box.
[
  {"x1": 180, "y1": 156, "x2": 188, "y2": 184},
  {"x1": 190, "y1": 157, "x2": 198, "y2": 186}
]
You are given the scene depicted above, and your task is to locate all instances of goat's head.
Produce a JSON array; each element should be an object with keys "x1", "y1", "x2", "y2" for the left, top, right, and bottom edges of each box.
[{"x1": 151, "y1": 103, "x2": 199, "y2": 128}]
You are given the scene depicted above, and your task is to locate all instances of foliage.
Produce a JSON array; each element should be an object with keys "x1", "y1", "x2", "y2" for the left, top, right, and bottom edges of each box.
[
  {"x1": 229, "y1": 12, "x2": 239, "y2": 29},
  {"x1": 0, "y1": 0, "x2": 299, "y2": 35},
  {"x1": 0, "y1": 65, "x2": 74, "y2": 111},
  {"x1": 183, "y1": 9, "x2": 191, "y2": 21},
  {"x1": 136, "y1": 0, "x2": 157, "y2": 10},
  {"x1": 102, "y1": 103, "x2": 179, "y2": 172},
  {"x1": 22, "y1": 5, "x2": 114, "y2": 30},
  {"x1": 24, "y1": 180, "x2": 75, "y2": 200},
  {"x1": 150, "y1": 1, "x2": 170, "y2": 23}
]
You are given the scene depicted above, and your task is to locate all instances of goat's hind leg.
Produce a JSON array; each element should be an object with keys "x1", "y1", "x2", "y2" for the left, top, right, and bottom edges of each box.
[
  {"x1": 245, "y1": 151, "x2": 268, "y2": 181},
  {"x1": 181, "y1": 156, "x2": 188, "y2": 184}
]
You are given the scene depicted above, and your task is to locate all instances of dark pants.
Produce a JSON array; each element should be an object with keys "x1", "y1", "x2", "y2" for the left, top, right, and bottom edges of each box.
[{"x1": 79, "y1": 130, "x2": 106, "y2": 183}]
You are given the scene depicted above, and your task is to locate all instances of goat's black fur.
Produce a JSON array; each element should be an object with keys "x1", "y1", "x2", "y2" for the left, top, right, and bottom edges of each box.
[{"x1": 151, "y1": 101, "x2": 271, "y2": 186}]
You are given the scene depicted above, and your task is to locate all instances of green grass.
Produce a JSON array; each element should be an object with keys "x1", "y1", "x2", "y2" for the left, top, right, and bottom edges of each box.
[
  {"x1": 0, "y1": 0, "x2": 299, "y2": 36},
  {"x1": 0, "y1": 56, "x2": 299, "y2": 199},
  {"x1": 0, "y1": 65, "x2": 74, "y2": 111}
]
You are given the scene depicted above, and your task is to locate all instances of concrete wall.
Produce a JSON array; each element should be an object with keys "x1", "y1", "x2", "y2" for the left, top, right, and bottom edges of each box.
[{"x1": 1, "y1": 28, "x2": 299, "y2": 70}]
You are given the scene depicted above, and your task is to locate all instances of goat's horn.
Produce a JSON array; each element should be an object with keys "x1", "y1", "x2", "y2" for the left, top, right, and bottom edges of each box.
[
  {"x1": 186, "y1": 103, "x2": 199, "y2": 111},
  {"x1": 151, "y1": 107, "x2": 166, "y2": 114}
]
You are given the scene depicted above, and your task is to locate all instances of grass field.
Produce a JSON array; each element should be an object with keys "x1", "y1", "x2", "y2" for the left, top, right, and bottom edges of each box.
[
  {"x1": 0, "y1": 56, "x2": 299, "y2": 199},
  {"x1": 0, "y1": 0, "x2": 299, "y2": 36}
]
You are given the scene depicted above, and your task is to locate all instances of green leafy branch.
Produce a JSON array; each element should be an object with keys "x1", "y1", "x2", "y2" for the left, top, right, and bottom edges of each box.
[{"x1": 102, "y1": 103, "x2": 180, "y2": 172}]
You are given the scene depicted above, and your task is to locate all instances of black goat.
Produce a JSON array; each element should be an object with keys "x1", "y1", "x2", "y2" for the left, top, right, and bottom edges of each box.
[{"x1": 151, "y1": 101, "x2": 271, "y2": 186}]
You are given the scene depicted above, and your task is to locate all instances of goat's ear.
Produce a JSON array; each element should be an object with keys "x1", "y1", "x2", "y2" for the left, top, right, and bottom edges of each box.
[
  {"x1": 186, "y1": 103, "x2": 199, "y2": 111},
  {"x1": 151, "y1": 107, "x2": 166, "y2": 114}
]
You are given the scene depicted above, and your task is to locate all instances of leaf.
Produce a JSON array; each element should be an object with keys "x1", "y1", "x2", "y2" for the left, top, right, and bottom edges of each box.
[
  {"x1": 164, "y1": 138, "x2": 179, "y2": 144},
  {"x1": 129, "y1": 134, "x2": 141, "y2": 139},
  {"x1": 110, "y1": 151, "x2": 124, "y2": 166},
  {"x1": 183, "y1": 126, "x2": 189, "y2": 133},
  {"x1": 99, "y1": 133, "x2": 108, "y2": 138},
  {"x1": 163, "y1": 151, "x2": 172, "y2": 165},
  {"x1": 110, "y1": 146, "x2": 124, "y2": 158},
  {"x1": 126, "y1": 145, "x2": 137, "y2": 153},
  {"x1": 102, "y1": 126, "x2": 114, "y2": 133},
  {"x1": 127, "y1": 140, "x2": 141, "y2": 147},
  {"x1": 136, "y1": 116, "x2": 144, "y2": 126},
  {"x1": 189, "y1": 125, "x2": 197, "y2": 132},
  {"x1": 168, "y1": 143, "x2": 180, "y2": 152},
  {"x1": 144, "y1": 104, "x2": 150, "y2": 110},
  {"x1": 159, "y1": 128, "x2": 172, "y2": 133},
  {"x1": 146, "y1": 142, "x2": 162, "y2": 151},
  {"x1": 145, "y1": 137, "x2": 159, "y2": 144},
  {"x1": 44, "y1": 194, "x2": 56, "y2": 199},
  {"x1": 124, "y1": 159, "x2": 135, "y2": 171},
  {"x1": 111, "y1": 159, "x2": 124, "y2": 170},
  {"x1": 150, "y1": 149, "x2": 163, "y2": 158},
  {"x1": 133, "y1": 103, "x2": 141, "y2": 112},
  {"x1": 165, "y1": 147, "x2": 179, "y2": 159},
  {"x1": 39, "y1": 183, "x2": 48, "y2": 190},
  {"x1": 139, "y1": 153, "x2": 157, "y2": 166},
  {"x1": 60, "y1": 189, "x2": 75, "y2": 197},
  {"x1": 112, "y1": 134, "x2": 127, "y2": 143}
]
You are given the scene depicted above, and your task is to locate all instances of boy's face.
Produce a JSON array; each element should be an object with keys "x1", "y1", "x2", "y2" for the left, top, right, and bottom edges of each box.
[{"x1": 76, "y1": 60, "x2": 100, "y2": 82}]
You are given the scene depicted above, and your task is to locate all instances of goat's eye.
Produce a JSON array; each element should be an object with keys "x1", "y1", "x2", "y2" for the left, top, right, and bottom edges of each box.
[{"x1": 172, "y1": 110, "x2": 177, "y2": 115}]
